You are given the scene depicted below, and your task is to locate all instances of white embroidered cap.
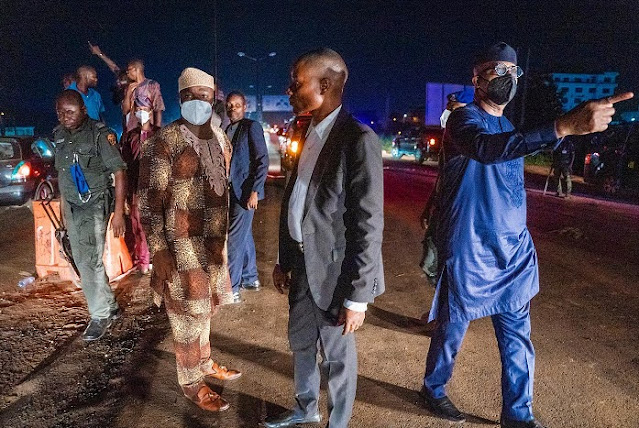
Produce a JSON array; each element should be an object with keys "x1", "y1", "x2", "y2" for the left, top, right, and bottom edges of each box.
[{"x1": 178, "y1": 67, "x2": 215, "y2": 92}]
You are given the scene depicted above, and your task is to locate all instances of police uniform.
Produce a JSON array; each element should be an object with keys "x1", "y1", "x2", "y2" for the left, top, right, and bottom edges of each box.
[
  {"x1": 552, "y1": 139, "x2": 575, "y2": 197},
  {"x1": 54, "y1": 119, "x2": 126, "y2": 320}
]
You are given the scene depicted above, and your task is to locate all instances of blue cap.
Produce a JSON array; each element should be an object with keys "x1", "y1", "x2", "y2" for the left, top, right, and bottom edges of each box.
[
  {"x1": 448, "y1": 87, "x2": 475, "y2": 104},
  {"x1": 474, "y1": 42, "x2": 517, "y2": 67}
]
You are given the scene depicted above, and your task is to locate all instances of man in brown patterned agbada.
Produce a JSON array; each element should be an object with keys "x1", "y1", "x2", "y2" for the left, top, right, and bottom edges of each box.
[{"x1": 138, "y1": 67, "x2": 240, "y2": 412}]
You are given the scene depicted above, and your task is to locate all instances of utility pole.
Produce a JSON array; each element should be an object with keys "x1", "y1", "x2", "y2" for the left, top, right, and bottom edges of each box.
[
  {"x1": 237, "y1": 51, "x2": 276, "y2": 123},
  {"x1": 212, "y1": 0, "x2": 219, "y2": 99}
]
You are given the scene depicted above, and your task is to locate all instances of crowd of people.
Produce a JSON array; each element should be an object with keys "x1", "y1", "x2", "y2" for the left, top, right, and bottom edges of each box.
[
  {"x1": 52, "y1": 43, "x2": 632, "y2": 428},
  {"x1": 55, "y1": 48, "x2": 270, "y2": 414}
]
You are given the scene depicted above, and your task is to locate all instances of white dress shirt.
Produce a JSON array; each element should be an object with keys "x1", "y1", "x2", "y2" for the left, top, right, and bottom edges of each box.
[{"x1": 287, "y1": 105, "x2": 367, "y2": 312}]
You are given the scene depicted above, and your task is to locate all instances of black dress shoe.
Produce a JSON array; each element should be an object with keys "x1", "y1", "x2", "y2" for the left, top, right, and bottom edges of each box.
[
  {"x1": 262, "y1": 409, "x2": 321, "y2": 428},
  {"x1": 501, "y1": 417, "x2": 546, "y2": 428},
  {"x1": 81, "y1": 318, "x2": 112, "y2": 341},
  {"x1": 241, "y1": 280, "x2": 261, "y2": 290},
  {"x1": 419, "y1": 386, "x2": 465, "y2": 423}
]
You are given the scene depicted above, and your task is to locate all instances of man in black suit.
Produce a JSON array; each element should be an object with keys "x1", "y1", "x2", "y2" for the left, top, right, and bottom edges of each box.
[
  {"x1": 265, "y1": 48, "x2": 385, "y2": 428},
  {"x1": 225, "y1": 91, "x2": 269, "y2": 302}
]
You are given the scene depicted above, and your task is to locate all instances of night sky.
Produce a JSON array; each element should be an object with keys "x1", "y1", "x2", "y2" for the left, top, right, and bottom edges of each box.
[{"x1": 1, "y1": 0, "x2": 638, "y2": 134}]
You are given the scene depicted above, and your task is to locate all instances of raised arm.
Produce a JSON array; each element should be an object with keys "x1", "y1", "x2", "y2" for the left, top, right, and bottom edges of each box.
[
  {"x1": 89, "y1": 42, "x2": 120, "y2": 75},
  {"x1": 447, "y1": 108, "x2": 558, "y2": 165}
]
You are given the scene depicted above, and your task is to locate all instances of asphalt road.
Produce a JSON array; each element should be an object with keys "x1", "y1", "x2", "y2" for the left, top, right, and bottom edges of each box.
[{"x1": 0, "y1": 158, "x2": 638, "y2": 427}]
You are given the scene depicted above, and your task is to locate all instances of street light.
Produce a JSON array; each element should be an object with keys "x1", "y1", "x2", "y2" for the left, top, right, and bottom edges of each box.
[{"x1": 237, "y1": 51, "x2": 277, "y2": 123}]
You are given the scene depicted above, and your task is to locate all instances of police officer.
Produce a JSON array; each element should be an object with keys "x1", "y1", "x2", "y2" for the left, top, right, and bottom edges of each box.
[
  {"x1": 552, "y1": 138, "x2": 576, "y2": 198},
  {"x1": 54, "y1": 89, "x2": 127, "y2": 341}
]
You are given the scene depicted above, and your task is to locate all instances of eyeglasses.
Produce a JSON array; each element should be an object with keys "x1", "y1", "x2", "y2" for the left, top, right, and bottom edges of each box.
[{"x1": 491, "y1": 63, "x2": 524, "y2": 78}]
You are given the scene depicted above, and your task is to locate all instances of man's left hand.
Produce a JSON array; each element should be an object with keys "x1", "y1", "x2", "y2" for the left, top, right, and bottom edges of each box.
[
  {"x1": 247, "y1": 191, "x2": 259, "y2": 210},
  {"x1": 111, "y1": 213, "x2": 126, "y2": 238},
  {"x1": 337, "y1": 307, "x2": 366, "y2": 336}
]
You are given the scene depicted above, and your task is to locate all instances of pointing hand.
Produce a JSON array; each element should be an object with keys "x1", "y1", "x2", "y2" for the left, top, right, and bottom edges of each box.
[{"x1": 555, "y1": 92, "x2": 634, "y2": 137}]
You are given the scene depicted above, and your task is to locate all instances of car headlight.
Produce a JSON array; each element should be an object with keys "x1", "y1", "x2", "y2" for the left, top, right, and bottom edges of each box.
[{"x1": 290, "y1": 140, "x2": 299, "y2": 154}]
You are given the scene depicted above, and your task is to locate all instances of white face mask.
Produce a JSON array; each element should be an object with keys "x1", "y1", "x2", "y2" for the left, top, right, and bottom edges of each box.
[
  {"x1": 135, "y1": 110, "x2": 151, "y2": 125},
  {"x1": 181, "y1": 100, "x2": 213, "y2": 126},
  {"x1": 440, "y1": 109, "x2": 451, "y2": 129}
]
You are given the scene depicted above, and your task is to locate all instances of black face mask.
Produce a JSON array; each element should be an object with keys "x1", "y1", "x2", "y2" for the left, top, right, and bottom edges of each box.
[{"x1": 479, "y1": 75, "x2": 518, "y2": 105}]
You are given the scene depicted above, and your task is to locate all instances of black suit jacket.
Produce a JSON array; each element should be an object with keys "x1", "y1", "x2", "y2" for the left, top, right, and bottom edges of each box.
[{"x1": 279, "y1": 108, "x2": 385, "y2": 311}]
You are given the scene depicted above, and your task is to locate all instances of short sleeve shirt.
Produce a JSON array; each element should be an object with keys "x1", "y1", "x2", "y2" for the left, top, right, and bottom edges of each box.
[
  {"x1": 125, "y1": 79, "x2": 165, "y2": 132},
  {"x1": 68, "y1": 82, "x2": 105, "y2": 121},
  {"x1": 53, "y1": 119, "x2": 126, "y2": 206}
]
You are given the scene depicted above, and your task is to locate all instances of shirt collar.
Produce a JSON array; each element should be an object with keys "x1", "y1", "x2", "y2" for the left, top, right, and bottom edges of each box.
[
  {"x1": 307, "y1": 105, "x2": 342, "y2": 141},
  {"x1": 68, "y1": 81, "x2": 93, "y2": 97}
]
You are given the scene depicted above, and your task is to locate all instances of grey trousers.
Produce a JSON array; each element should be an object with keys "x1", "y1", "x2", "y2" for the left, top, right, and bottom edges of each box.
[
  {"x1": 64, "y1": 194, "x2": 118, "y2": 319},
  {"x1": 288, "y1": 253, "x2": 357, "y2": 428}
]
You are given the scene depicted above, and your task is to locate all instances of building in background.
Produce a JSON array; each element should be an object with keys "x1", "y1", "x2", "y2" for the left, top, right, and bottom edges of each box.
[
  {"x1": 2, "y1": 127, "x2": 35, "y2": 137},
  {"x1": 551, "y1": 72, "x2": 618, "y2": 111},
  {"x1": 0, "y1": 111, "x2": 35, "y2": 137},
  {"x1": 241, "y1": 94, "x2": 293, "y2": 126}
]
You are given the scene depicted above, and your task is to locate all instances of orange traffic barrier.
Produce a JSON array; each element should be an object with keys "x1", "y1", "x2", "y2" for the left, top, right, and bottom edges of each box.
[
  {"x1": 104, "y1": 212, "x2": 134, "y2": 281},
  {"x1": 34, "y1": 199, "x2": 134, "y2": 283},
  {"x1": 34, "y1": 200, "x2": 79, "y2": 283}
]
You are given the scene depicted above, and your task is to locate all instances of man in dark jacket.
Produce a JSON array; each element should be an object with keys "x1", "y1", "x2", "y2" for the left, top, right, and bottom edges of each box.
[
  {"x1": 267, "y1": 48, "x2": 385, "y2": 428},
  {"x1": 225, "y1": 91, "x2": 269, "y2": 302}
]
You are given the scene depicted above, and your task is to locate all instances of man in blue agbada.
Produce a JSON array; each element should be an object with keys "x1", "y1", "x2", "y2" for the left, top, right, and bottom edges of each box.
[{"x1": 419, "y1": 42, "x2": 633, "y2": 428}]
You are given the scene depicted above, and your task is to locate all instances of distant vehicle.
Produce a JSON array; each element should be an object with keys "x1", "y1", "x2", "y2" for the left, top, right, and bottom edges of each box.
[
  {"x1": 390, "y1": 125, "x2": 443, "y2": 164},
  {"x1": 583, "y1": 124, "x2": 639, "y2": 194},
  {"x1": 0, "y1": 137, "x2": 58, "y2": 206},
  {"x1": 280, "y1": 114, "x2": 312, "y2": 174}
]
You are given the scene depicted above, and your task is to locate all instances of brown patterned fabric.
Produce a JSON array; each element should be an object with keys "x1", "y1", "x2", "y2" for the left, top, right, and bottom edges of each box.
[{"x1": 138, "y1": 120, "x2": 233, "y2": 386}]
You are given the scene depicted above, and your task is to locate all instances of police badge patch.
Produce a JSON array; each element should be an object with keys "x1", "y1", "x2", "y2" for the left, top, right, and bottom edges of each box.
[{"x1": 107, "y1": 133, "x2": 117, "y2": 146}]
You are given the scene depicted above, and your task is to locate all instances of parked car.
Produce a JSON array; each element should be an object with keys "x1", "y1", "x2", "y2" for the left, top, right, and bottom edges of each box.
[
  {"x1": 280, "y1": 114, "x2": 312, "y2": 173},
  {"x1": 583, "y1": 123, "x2": 639, "y2": 194},
  {"x1": 390, "y1": 125, "x2": 443, "y2": 164},
  {"x1": 0, "y1": 137, "x2": 58, "y2": 206}
]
